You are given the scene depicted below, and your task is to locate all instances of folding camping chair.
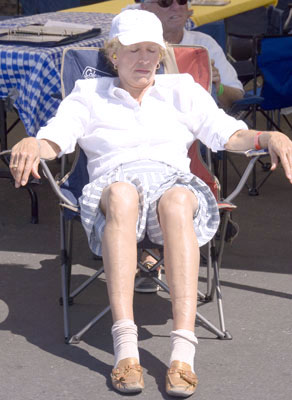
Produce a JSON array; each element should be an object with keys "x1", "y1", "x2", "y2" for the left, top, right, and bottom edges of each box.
[
  {"x1": 33, "y1": 45, "x2": 267, "y2": 345},
  {"x1": 224, "y1": 5, "x2": 286, "y2": 86},
  {"x1": 228, "y1": 34, "x2": 292, "y2": 195}
]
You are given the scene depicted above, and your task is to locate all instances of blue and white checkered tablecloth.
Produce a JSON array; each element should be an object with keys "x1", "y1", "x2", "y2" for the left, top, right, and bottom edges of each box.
[{"x1": 0, "y1": 12, "x2": 114, "y2": 137}]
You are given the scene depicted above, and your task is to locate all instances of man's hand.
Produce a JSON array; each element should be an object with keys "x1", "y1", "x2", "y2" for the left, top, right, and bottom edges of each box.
[{"x1": 211, "y1": 59, "x2": 221, "y2": 90}]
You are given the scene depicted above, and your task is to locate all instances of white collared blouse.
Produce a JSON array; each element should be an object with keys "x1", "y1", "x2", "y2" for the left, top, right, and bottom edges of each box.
[{"x1": 37, "y1": 73, "x2": 247, "y2": 182}]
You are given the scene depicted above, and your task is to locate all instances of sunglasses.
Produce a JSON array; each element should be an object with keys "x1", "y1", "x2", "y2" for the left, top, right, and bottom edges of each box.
[{"x1": 138, "y1": 0, "x2": 188, "y2": 8}]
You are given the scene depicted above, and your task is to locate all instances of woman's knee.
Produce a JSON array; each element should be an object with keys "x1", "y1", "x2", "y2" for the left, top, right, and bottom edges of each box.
[
  {"x1": 158, "y1": 187, "x2": 198, "y2": 222},
  {"x1": 101, "y1": 182, "x2": 139, "y2": 220}
]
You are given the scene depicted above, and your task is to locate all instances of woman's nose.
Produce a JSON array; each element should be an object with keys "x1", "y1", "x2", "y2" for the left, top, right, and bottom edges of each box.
[{"x1": 139, "y1": 51, "x2": 150, "y2": 63}]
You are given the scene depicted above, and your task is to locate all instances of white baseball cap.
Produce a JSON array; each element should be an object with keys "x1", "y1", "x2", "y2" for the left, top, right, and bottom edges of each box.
[{"x1": 109, "y1": 9, "x2": 166, "y2": 49}]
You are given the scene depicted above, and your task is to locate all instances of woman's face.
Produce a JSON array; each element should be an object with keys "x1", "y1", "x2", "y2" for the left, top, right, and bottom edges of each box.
[{"x1": 111, "y1": 42, "x2": 161, "y2": 94}]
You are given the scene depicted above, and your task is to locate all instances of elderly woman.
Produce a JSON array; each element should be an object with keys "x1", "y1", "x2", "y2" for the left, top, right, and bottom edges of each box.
[{"x1": 9, "y1": 9, "x2": 292, "y2": 398}]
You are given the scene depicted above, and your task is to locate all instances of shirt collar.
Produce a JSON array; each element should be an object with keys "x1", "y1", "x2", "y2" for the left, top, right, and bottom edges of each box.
[{"x1": 106, "y1": 75, "x2": 170, "y2": 103}]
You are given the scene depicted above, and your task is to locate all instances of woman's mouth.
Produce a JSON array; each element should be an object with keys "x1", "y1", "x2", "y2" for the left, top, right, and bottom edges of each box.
[{"x1": 135, "y1": 69, "x2": 150, "y2": 74}]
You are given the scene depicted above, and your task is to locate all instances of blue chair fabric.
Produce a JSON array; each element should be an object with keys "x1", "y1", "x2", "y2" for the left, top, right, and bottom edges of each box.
[
  {"x1": 258, "y1": 35, "x2": 292, "y2": 111},
  {"x1": 193, "y1": 20, "x2": 226, "y2": 53}
]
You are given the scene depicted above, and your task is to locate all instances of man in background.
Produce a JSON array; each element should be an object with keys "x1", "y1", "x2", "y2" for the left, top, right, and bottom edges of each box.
[{"x1": 139, "y1": 0, "x2": 244, "y2": 109}]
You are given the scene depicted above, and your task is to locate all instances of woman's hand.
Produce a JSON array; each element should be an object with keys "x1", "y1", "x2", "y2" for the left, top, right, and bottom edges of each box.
[
  {"x1": 10, "y1": 137, "x2": 41, "y2": 188},
  {"x1": 267, "y1": 132, "x2": 292, "y2": 183},
  {"x1": 226, "y1": 129, "x2": 292, "y2": 183}
]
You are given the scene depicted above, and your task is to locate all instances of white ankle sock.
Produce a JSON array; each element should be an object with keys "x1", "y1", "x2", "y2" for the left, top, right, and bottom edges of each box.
[
  {"x1": 111, "y1": 319, "x2": 139, "y2": 368},
  {"x1": 169, "y1": 329, "x2": 198, "y2": 373}
]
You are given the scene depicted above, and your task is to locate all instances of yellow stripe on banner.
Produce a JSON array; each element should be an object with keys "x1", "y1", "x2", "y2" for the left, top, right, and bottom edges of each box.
[
  {"x1": 61, "y1": 0, "x2": 133, "y2": 14},
  {"x1": 190, "y1": 0, "x2": 278, "y2": 26},
  {"x1": 61, "y1": 0, "x2": 278, "y2": 26}
]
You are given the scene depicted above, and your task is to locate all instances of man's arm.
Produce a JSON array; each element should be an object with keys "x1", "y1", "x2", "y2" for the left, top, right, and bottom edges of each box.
[{"x1": 211, "y1": 59, "x2": 243, "y2": 108}]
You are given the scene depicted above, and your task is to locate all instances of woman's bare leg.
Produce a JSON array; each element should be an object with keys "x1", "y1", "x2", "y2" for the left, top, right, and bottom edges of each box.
[
  {"x1": 158, "y1": 186, "x2": 200, "y2": 374},
  {"x1": 158, "y1": 186, "x2": 200, "y2": 332},
  {"x1": 100, "y1": 182, "x2": 144, "y2": 393},
  {"x1": 100, "y1": 182, "x2": 139, "y2": 322},
  {"x1": 100, "y1": 182, "x2": 142, "y2": 372}
]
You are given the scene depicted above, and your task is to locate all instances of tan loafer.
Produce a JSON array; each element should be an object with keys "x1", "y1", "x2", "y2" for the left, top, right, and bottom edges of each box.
[
  {"x1": 166, "y1": 360, "x2": 198, "y2": 398},
  {"x1": 111, "y1": 357, "x2": 144, "y2": 393}
]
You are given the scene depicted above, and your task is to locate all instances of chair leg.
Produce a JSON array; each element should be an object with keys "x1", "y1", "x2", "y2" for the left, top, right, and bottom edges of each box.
[
  {"x1": 0, "y1": 171, "x2": 39, "y2": 223},
  {"x1": 59, "y1": 225, "x2": 232, "y2": 342},
  {"x1": 197, "y1": 212, "x2": 232, "y2": 339},
  {"x1": 0, "y1": 100, "x2": 7, "y2": 151},
  {"x1": 66, "y1": 219, "x2": 73, "y2": 297},
  {"x1": 25, "y1": 184, "x2": 39, "y2": 224},
  {"x1": 202, "y1": 241, "x2": 213, "y2": 301},
  {"x1": 59, "y1": 211, "x2": 72, "y2": 343},
  {"x1": 136, "y1": 246, "x2": 232, "y2": 340},
  {"x1": 248, "y1": 155, "x2": 274, "y2": 196},
  {"x1": 196, "y1": 310, "x2": 231, "y2": 339},
  {"x1": 59, "y1": 213, "x2": 111, "y2": 343},
  {"x1": 210, "y1": 237, "x2": 231, "y2": 339},
  {"x1": 197, "y1": 235, "x2": 232, "y2": 340},
  {"x1": 282, "y1": 114, "x2": 292, "y2": 131},
  {"x1": 69, "y1": 305, "x2": 111, "y2": 344},
  {"x1": 61, "y1": 260, "x2": 71, "y2": 344}
]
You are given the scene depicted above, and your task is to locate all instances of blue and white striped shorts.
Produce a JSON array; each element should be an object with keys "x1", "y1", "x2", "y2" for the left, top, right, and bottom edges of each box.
[{"x1": 80, "y1": 160, "x2": 220, "y2": 257}]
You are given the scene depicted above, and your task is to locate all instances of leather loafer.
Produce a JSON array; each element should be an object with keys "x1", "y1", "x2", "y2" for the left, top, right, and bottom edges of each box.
[
  {"x1": 111, "y1": 357, "x2": 144, "y2": 393},
  {"x1": 166, "y1": 360, "x2": 198, "y2": 398}
]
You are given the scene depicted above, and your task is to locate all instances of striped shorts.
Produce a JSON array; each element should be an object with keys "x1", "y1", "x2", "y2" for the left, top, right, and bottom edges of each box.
[{"x1": 79, "y1": 160, "x2": 220, "y2": 257}]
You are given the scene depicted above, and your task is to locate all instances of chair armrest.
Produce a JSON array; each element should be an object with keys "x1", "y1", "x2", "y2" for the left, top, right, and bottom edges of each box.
[
  {"x1": 230, "y1": 93, "x2": 264, "y2": 114},
  {"x1": 39, "y1": 159, "x2": 76, "y2": 208},
  {"x1": 227, "y1": 148, "x2": 269, "y2": 157},
  {"x1": 0, "y1": 149, "x2": 12, "y2": 157},
  {"x1": 0, "y1": 149, "x2": 11, "y2": 169},
  {"x1": 0, "y1": 150, "x2": 76, "y2": 208},
  {"x1": 224, "y1": 148, "x2": 269, "y2": 203}
]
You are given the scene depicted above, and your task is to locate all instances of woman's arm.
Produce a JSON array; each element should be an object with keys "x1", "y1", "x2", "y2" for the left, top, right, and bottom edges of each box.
[
  {"x1": 10, "y1": 137, "x2": 60, "y2": 188},
  {"x1": 9, "y1": 79, "x2": 94, "y2": 188},
  {"x1": 225, "y1": 129, "x2": 292, "y2": 183}
]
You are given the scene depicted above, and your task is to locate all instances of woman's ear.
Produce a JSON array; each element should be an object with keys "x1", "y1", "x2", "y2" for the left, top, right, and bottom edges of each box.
[{"x1": 109, "y1": 52, "x2": 117, "y2": 65}]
